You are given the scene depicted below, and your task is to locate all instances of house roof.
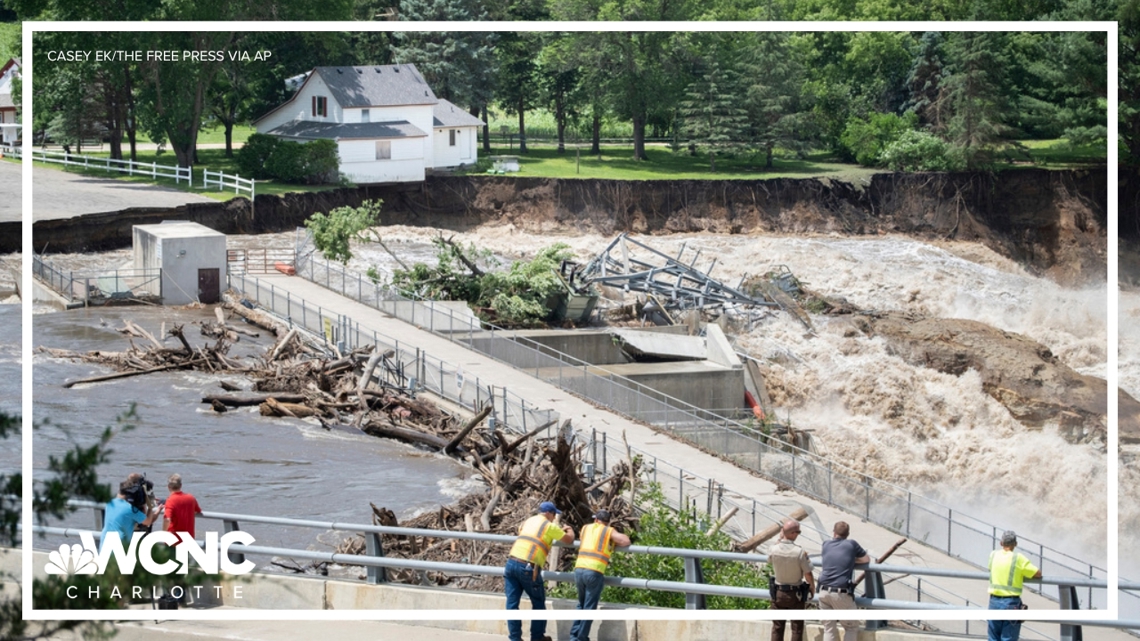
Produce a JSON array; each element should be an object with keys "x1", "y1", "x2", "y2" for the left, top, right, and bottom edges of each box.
[
  {"x1": 264, "y1": 120, "x2": 428, "y2": 141},
  {"x1": 314, "y1": 64, "x2": 438, "y2": 108},
  {"x1": 0, "y1": 59, "x2": 19, "y2": 76},
  {"x1": 433, "y1": 99, "x2": 485, "y2": 128}
]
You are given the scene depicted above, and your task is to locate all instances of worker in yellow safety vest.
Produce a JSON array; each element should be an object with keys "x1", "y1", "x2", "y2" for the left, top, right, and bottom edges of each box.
[
  {"x1": 505, "y1": 501, "x2": 575, "y2": 641},
  {"x1": 987, "y1": 530, "x2": 1042, "y2": 641},
  {"x1": 569, "y1": 509, "x2": 632, "y2": 641}
]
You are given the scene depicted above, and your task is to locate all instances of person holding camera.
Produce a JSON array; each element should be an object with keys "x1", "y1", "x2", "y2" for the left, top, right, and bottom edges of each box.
[
  {"x1": 987, "y1": 530, "x2": 1042, "y2": 641},
  {"x1": 99, "y1": 476, "x2": 159, "y2": 552},
  {"x1": 768, "y1": 519, "x2": 815, "y2": 641}
]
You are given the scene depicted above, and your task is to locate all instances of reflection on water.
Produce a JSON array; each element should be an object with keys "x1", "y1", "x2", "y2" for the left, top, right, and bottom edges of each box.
[{"x1": 33, "y1": 307, "x2": 482, "y2": 554}]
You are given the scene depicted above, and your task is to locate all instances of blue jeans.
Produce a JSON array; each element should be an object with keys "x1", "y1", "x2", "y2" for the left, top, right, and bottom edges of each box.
[
  {"x1": 570, "y1": 568, "x2": 606, "y2": 641},
  {"x1": 505, "y1": 558, "x2": 547, "y2": 641},
  {"x1": 988, "y1": 595, "x2": 1024, "y2": 641}
]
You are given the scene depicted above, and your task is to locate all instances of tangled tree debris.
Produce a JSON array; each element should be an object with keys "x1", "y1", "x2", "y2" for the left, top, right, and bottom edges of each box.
[{"x1": 41, "y1": 295, "x2": 640, "y2": 591}]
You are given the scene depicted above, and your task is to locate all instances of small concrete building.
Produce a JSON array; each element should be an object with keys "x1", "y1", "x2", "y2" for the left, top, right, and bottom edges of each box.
[{"x1": 133, "y1": 222, "x2": 226, "y2": 305}]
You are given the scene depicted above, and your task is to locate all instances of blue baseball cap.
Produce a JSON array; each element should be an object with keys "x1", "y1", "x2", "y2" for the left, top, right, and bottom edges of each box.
[{"x1": 539, "y1": 501, "x2": 561, "y2": 515}]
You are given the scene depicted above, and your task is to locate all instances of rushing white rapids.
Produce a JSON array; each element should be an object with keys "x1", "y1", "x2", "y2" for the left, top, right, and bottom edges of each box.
[{"x1": 339, "y1": 225, "x2": 1119, "y2": 571}]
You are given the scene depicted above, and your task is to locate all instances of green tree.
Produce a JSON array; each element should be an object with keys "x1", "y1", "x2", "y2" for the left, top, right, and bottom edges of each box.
[
  {"x1": 1123, "y1": 0, "x2": 1140, "y2": 164},
  {"x1": 496, "y1": 31, "x2": 544, "y2": 154},
  {"x1": 305, "y1": 199, "x2": 385, "y2": 264},
  {"x1": 943, "y1": 31, "x2": 1012, "y2": 168},
  {"x1": 840, "y1": 111, "x2": 917, "y2": 166},
  {"x1": 392, "y1": 0, "x2": 497, "y2": 120},
  {"x1": 743, "y1": 32, "x2": 809, "y2": 169},
  {"x1": 905, "y1": 31, "x2": 950, "y2": 132},
  {"x1": 681, "y1": 46, "x2": 748, "y2": 172},
  {"x1": 538, "y1": 36, "x2": 583, "y2": 154}
]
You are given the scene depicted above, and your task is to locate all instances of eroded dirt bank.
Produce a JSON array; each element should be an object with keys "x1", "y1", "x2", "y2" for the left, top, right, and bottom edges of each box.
[{"x1": 30, "y1": 169, "x2": 1107, "y2": 286}]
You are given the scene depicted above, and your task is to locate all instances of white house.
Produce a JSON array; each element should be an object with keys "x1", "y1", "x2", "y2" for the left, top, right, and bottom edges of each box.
[
  {"x1": 253, "y1": 64, "x2": 484, "y2": 184},
  {"x1": 0, "y1": 58, "x2": 20, "y2": 147}
]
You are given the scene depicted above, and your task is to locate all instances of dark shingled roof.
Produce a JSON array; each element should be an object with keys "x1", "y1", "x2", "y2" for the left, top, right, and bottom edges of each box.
[
  {"x1": 433, "y1": 99, "x2": 485, "y2": 128},
  {"x1": 314, "y1": 64, "x2": 438, "y2": 108},
  {"x1": 264, "y1": 120, "x2": 428, "y2": 141}
]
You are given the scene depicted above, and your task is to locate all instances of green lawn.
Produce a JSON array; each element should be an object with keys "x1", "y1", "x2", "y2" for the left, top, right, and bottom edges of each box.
[
  {"x1": 35, "y1": 147, "x2": 339, "y2": 202},
  {"x1": 468, "y1": 143, "x2": 885, "y2": 182},
  {"x1": 1010, "y1": 139, "x2": 1107, "y2": 167},
  {"x1": 114, "y1": 123, "x2": 257, "y2": 147}
]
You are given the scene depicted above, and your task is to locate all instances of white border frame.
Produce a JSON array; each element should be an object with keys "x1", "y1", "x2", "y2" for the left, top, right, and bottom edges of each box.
[{"x1": 20, "y1": 19, "x2": 1119, "y2": 623}]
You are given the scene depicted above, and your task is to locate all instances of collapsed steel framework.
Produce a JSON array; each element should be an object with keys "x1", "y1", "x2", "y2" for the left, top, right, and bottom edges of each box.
[{"x1": 572, "y1": 233, "x2": 777, "y2": 320}]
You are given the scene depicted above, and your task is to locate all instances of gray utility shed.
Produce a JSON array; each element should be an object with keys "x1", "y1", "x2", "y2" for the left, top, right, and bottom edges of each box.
[{"x1": 133, "y1": 222, "x2": 226, "y2": 305}]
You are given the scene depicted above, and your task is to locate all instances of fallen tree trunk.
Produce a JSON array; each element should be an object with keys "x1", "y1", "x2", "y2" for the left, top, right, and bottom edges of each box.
[
  {"x1": 64, "y1": 357, "x2": 208, "y2": 388},
  {"x1": 445, "y1": 404, "x2": 493, "y2": 454},
  {"x1": 736, "y1": 507, "x2": 809, "y2": 553},
  {"x1": 203, "y1": 393, "x2": 308, "y2": 407},
  {"x1": 223, "y1": 295, "x2": 286, "y2": 336},
  {"x1": 363, "y1": 421, "x2": 451, "y2": 450},
  {"x1": 260, "y1": 397, "x2": 318, "y2": 418}
]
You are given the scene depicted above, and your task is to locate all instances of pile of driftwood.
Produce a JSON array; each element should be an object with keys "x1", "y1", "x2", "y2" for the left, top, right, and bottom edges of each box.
[
  {"x1": 331, "y1": 432, "x2": 640, "y2": 591},
  {"x1": 43, "y1": 295, "x2": 640, "y2": 591}
]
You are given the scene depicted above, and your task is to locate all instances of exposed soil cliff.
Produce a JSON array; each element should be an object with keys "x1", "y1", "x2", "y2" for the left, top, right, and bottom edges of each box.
[{"x1": 29, "y1": 169, "x2": 1107, "y2": 286}]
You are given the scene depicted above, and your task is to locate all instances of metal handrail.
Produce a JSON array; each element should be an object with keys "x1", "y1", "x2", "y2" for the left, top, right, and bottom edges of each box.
[
  {"x1": 35, "y1": 507, "x2": 1135, "y2": 593},
  {"x1": 293, "y1": 252, "x2": 1110, "y2": 589}
]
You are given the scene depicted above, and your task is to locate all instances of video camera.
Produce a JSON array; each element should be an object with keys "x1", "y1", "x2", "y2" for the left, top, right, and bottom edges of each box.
[{"x1": 125, "y1": 475, "x2": 155, "y2": 512}]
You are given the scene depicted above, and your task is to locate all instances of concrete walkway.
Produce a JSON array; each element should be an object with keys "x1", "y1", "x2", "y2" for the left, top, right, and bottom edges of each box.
[{"x1": 243, "y1": 273, "x2": 1097, "y2": 631}]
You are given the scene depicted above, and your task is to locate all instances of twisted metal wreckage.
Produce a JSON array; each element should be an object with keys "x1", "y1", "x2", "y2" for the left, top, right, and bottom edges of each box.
[{"x1": 562, "y1": 233, "x2": 812, "y2": 332}]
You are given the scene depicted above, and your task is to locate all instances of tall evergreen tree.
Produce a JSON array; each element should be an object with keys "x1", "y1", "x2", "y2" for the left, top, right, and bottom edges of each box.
[
  {"x1": 743, "y1": 32, "x2": 808, "y2": 169},
  {"x1": 906, "y1": 31, "x2": 949, "y2": 132},
  {"x1": 943, "y1": 31, "x2": 1011, "y2": 167},
  {"x1": 393, "y1": 0, "x2": 496, "y2": 118},
  {"x1": 681, "y1": 47, "x2": 747, "y2": 172}
]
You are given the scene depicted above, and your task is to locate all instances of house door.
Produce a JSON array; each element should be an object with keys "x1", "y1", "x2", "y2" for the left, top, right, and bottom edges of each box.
[{"x1": 198, "y1": 268, "x2": 220, "y2": 304}]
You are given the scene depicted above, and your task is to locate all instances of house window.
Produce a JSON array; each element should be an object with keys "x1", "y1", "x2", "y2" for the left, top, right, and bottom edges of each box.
[
  {"x1": 312, "y1": 95, "x2": 328, "y2": 118},
  {"x1": 375, "y1": 140, "x2": 391, "y2": 160},
  {"x1": 361, "y1": 109, "x2": 370, "y2": 123},
  {"x1": 449, "y1": 130, "x2": 457, "y2": 146}
]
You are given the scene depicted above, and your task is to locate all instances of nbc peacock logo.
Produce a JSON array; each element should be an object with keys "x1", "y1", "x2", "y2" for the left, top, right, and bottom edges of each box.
[{"x1": 45, "y1": 543, "x2": 99, "y2": 576}]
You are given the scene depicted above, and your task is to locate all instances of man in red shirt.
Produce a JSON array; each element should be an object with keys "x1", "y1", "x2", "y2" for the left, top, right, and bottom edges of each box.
[{"x1": 163, "y1": 473, "x2": 202, "y2": 543}]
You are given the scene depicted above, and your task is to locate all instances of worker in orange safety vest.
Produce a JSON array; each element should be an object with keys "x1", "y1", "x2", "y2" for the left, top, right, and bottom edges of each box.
[{"x1": 569, "y1": 509, "x2": 631, "y2": 641}]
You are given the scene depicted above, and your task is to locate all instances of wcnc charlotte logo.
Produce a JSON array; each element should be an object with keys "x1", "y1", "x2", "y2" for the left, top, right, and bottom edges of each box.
[{"x1": 45, "y1": 531, "x2": 256, "y2": 577}]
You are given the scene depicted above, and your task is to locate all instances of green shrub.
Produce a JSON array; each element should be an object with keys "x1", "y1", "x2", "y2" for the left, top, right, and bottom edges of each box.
[
  {"x1": 235, "y1": 133, "x2": 279, "y2": 179},
  {"x1": 880, "y1": 130, "x2": 965, "y2": 172},
  {"x1": 303, "y1": 139, "x2": 341, "y2": 184},
  {"x1": 550, "y1": 484, "x2": 771, "y2": 609},
  {"x1": 840, "y1": 112, "x2": 917, "y2": 166},
  {"x1": 265, "y1": 139, "x2": 308, "y2": 183}
]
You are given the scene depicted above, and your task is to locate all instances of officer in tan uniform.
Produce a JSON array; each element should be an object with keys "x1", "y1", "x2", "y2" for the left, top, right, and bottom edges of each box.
[{"x1": 768, "y1": 519, "x2": 815, "y2": 641}]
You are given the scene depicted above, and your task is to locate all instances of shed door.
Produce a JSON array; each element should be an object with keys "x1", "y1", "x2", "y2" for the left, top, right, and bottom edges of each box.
[{"x1": 198, "y1": 268, "x2": 220, "y2": 304}]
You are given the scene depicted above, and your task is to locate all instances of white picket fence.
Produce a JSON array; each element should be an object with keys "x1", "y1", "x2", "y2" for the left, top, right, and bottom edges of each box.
[
  {"x1": 203, "y1": 168, "x2": 255, "y2": 198},
  {"x1": 30, "y1": 148, "x2": 192, "y2": 184},
  {"x1": 8, "y1": 146, "x2": 255, "y2": 199}
]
